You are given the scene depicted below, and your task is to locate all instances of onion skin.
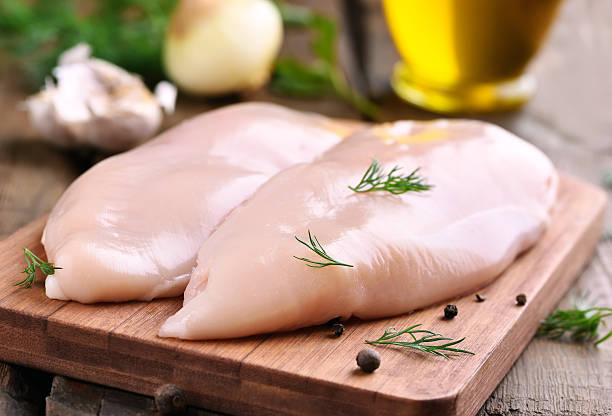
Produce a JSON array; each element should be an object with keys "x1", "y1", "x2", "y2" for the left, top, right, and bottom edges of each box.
[{"x1": 164, "y1": 0, "x2": 283, "y2": 96}]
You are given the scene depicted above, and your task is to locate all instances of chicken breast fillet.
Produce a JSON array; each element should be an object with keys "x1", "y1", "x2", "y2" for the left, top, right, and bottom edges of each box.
[
  {"x1": 42, "y1": 103, "x2": 345, "y2": 303},
  {"x1": 160, "y1": 120, "x2": 557, "y2": 340}
]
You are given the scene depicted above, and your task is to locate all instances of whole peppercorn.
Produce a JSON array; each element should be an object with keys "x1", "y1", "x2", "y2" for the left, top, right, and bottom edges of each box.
[
  {"x1": 516, "y1": 294, "x2": 527, "y2": 306},
  {"x1": 444, "y1": 304, "x2": 458, "y2": 319},
  {"x1": 356, "y1": 348, "x2": 380, "y2": 373},
  {"x1": 331, "y1": 323, "x2": 344, "y2": 337},
  {"x1": 154, "y1": 384, "x2": 186, "y2": 416},
  {"x1": 327, "y1": 317, "x2": 342, "y2": 326},
  {"x1": 475, "y1": 294, "x2": 486, "y2": 302}
]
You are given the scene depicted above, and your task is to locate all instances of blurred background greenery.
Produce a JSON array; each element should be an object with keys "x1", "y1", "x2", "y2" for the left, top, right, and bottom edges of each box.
[{"x1": 0, "y1": 0, "x2": 175, "y2": 87}]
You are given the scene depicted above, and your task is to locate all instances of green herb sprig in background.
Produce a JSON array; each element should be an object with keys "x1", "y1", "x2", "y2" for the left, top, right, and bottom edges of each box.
[
  {"x1": 366, "y1": 325, "x2": 474, "y2": 359},
  {"x1": 0, "y1": 0, "x2": 175, "y2": 88},
  {"x1": 294, "y1": 230, "x2": 353, "y2": 268},
  {"x1": 602, "y1": 171, "x2": 612, "y2": 189},
  {"x1": 538, "y1": 306, "x2": 612, "y2": 346},
  {"x1": 15, "y1": 248, "x2": 61, "y2": 288},
  {"x1": 272, "y1": 1, "x2": 377, "y2": 119},
  {"x1": 349, "y1": 158, "x2": 432, "y2": 195}
]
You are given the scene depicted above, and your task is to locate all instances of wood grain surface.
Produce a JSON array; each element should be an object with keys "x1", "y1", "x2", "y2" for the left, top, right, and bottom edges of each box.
[{"x1": 0, "y1": 174, "x2": 605, "y2": 416}]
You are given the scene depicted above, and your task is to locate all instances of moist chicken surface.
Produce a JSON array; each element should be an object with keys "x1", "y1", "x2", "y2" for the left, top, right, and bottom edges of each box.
[
  {"x1": 160, "y1": 120, "x2": 557, "y2": 340},
  {"x1": 42, "y1": 103, "x2": 345, "y2": 303}
]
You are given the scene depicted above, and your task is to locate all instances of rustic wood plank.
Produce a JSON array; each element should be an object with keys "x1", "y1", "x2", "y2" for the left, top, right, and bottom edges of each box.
[
  {"x1": 46, "y1": 376, "x2": 105, "y2": 416},
  {"x1": 0, "y1": 174, "x2": 603, "y2": 415},
  {"x1": 0, "y1": 140, "x2": 79, "y2": 240},
  {"x1": 478, "y1": 339, "x2": 612, "y2": 416},
  {"x1": 477, "y1": 240, "x2": 612, "y2": 416},
  {"x1": 0, "y1": 362, "x2": 50, "y2": 416},
  {"x1": 0, "y1": 391, "x2": 37, "y2": 416},
  {"x1": 45, "y1": 374, "x2": 225, "y2": 416}
]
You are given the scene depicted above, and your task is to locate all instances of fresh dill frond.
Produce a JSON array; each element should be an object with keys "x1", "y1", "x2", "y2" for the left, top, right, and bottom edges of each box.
[
  {"x1": 15, "y1": 248, "x2": 61, "y2": 289},
  {"x1": 293, "y1": 230, "x2": 353, "y2": 268},
  {"x1": 349, "y1": 159, "x2": 432, "y2": 195},
  {"x1": 365, "y1": 324, "x2": 474, "y2": 359},
  {"x1": 538, "y1": 306, "x2": 612, "y2": 346}
]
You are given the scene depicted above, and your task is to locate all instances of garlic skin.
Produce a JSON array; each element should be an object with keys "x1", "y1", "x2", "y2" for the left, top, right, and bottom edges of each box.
[
  {"x1": 25, "y1": 43, "x2": 176, "y2": 152},
  {"x1": 164, "y1": 0, "x2": 283, "y2": 96}
]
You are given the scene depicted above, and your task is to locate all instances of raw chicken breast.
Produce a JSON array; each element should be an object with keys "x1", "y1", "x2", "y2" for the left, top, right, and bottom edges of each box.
[
  {"x1": 42, "y1": 103, "x2": 347, "y2": 303},
  {"x1": 160, "y1": 120, "x2": 557, "y2": 340}
]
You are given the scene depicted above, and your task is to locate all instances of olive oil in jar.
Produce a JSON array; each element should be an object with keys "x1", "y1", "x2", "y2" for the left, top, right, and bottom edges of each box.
[{"x1": 383, "y1": 0, "x2": 563, "y2": 113}]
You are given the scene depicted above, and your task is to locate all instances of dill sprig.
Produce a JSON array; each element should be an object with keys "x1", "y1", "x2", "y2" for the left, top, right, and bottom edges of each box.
[
  {"x1": 293, "y1": 230, "x2": 353, "y2": 268},
  {"x1": 538, "y1": 306, "x2": 612, "y2": 346},
  {"x1": 365, "y1": 324, "x2": 474, "y2": 359},
  {"x1": 15, "y1": 248, "x2": 61, "y2": 289},
  {"x1": 349, "y1": 159, "x2": 432, "y2": 195}
]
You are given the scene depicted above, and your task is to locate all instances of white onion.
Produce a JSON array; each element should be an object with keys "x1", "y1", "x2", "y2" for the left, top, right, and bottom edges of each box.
[{"x1": 163, "y1": 0, "x2": 283, "y2": 96}]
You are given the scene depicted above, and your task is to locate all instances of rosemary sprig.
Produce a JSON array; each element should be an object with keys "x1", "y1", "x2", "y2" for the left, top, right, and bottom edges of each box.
[
  {"x1": 15, "y1": 248, "x2": 61, "y2": 288},
  {"x1": 538, "y1": 306, "x2": 612, "y2": 346},
  {"x1": 349, "y1": 159, "x2": 432, "y2": 195},
  {"x1": 365, "y1": 324, "x2": 474, "y2": 359},
  {"x1": 293, "y1": 230, "x2": 353, "y2": 268}
]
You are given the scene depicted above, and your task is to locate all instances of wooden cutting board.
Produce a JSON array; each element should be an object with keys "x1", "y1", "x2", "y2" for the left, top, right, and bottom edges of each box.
[{"x1": 0, "y1": 174, "x2": 605, "y2": 416}]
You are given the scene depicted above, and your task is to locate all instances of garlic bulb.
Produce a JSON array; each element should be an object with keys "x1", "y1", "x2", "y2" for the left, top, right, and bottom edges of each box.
[
  {"x1": 164, "y1": 0, "x2": 282, "y2": 96},
  {"x1": 25, "y1": 43, "x2": 177, "y2": 152}
]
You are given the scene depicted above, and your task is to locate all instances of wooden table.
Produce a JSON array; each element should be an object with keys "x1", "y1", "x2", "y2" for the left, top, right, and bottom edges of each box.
[{"x1": 0, "y1": 0, "x2": 610, "y2": 414}]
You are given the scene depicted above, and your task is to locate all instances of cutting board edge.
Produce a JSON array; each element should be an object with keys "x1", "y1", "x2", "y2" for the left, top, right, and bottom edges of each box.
[{"x1": 454, "y1": 174, "x2": 607, "y2": 416}]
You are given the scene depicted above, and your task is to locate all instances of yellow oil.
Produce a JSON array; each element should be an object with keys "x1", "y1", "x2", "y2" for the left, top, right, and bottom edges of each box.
[{"x1": 383, "y1": 0, "x2": 562, "y2": 112}]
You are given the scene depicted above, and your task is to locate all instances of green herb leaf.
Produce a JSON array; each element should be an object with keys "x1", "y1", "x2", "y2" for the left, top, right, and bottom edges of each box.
[
  {"x1": 0, "y1": 0, "x2": 175, "y2": 88},
  {"x1": 309, "y1": 14, "x2": 336, "y2": 64},
  {"x1": 293, "y1": 230, "x2": 353, "y2": 268},
  {"x1": 366, "y1": 325, "x2": 474, "y2": 359},
  {"x1": 15, "y1": 248, "x2": 61, "y2": 289},
  {"x1": 272, "y1": 1, "x2": 377, "y2": 119},
  {"x1": 272, "y1": 58, "x2": 334, "y2": 96},
  {"x1": 349, "y1": 158, "x2": 432, "y2": 195},
  {"x1": 538, "y1": 306, "x2": 612, "y2": 346},
  {"x1": 602, "y1": 171, "x2": 612, "y2": 189}
]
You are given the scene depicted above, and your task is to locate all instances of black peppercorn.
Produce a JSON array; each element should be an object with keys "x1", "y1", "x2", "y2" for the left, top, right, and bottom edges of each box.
[
  {"x1": 475, "y1": 294, "x2": 485, "y2": 302},
  {"x1": 154, "y1": 384, "x2": 186, "y2": 416},
  {"x1": 327, "y1": 316, "x2": 342, "y2": 326},
  {"x1": 516, "y1": 294, "x2": 527, "y2": 306},
  {"x1": 444, "y1": 304, "x2": 458, "y2": 319},
  {"x1": 356, "y1": 348, "x2": 380, "y2": 373},
  {"x1": 331, "y1": 323, "x2": 344, "y2": 337}
]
